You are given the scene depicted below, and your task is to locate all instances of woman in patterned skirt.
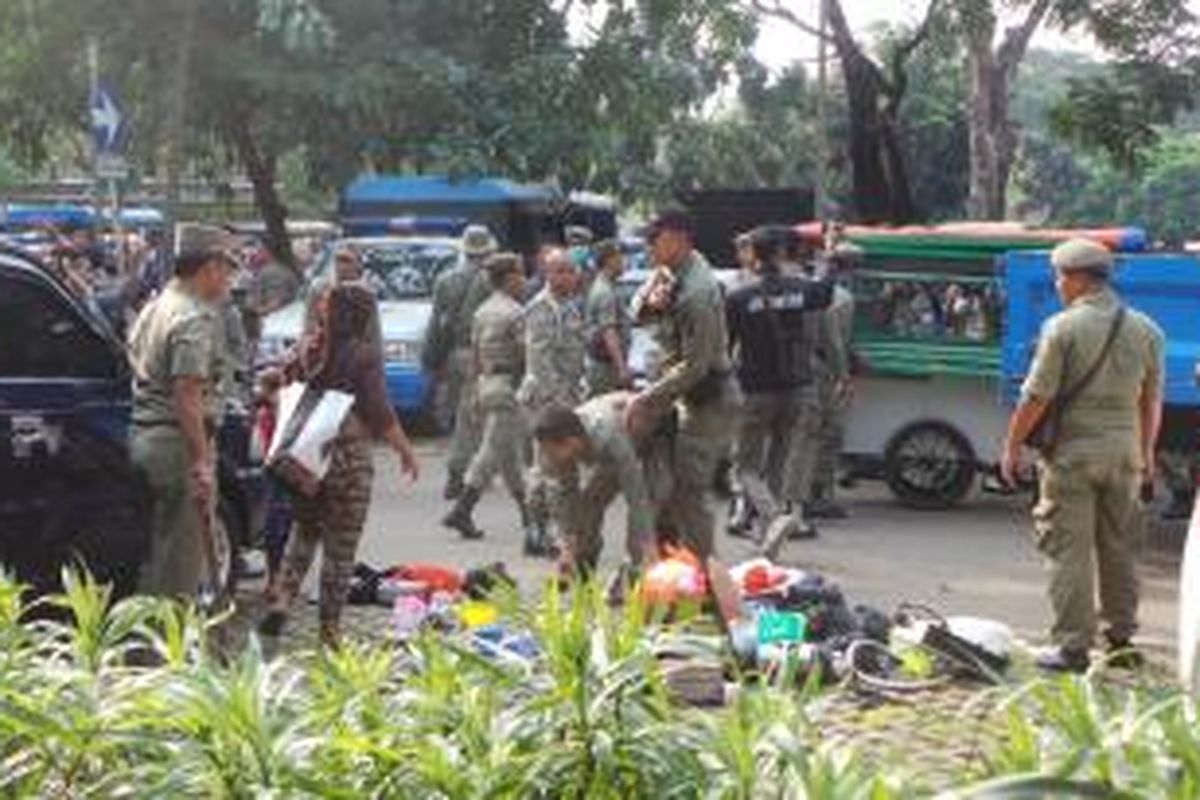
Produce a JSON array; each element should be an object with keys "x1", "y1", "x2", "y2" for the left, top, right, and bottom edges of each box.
[{"x1": 260, "y1": 283, "x2": 419, "y2": 647}]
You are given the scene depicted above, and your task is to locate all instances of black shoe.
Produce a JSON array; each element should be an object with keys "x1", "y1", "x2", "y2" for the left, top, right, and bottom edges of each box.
[
  {"x1": 1105, "y1": 639, "x2": 1145, "y2": 670},
  {"x1": 726, "y1": 495, "x2": 757, "y2": 538},
  {"x1": 443, "y1": 471, "x2": 465, "y2": 501},
  {"x1": 443, "y1": 486, "x2": 485, "y2": 540},
  {"x1": 807, "y1": 499, "x2": 848, "y2": 520},
  {"x1": 258, "y1": 610, "x2": 288, "y2": 638},
  {"x1": 1035, "y1": 647, "x2": 1090, "y2": 674},
  {"x1": 788, "y1": 520, "x2": 819, "y2": 540}
]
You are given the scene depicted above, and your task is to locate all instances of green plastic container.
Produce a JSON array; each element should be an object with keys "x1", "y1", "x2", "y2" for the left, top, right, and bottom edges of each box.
[{"x1": 757, "y1": 611, "x2": 808, "y2": 644}]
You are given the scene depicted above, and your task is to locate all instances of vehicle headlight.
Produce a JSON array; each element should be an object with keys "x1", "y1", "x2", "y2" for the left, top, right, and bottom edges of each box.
[{"x1": 384, "y1": 339, "x2": 421, "y2": 364}]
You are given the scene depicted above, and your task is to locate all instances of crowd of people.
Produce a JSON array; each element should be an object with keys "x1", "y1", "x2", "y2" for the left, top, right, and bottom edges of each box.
[
  {"x1": 426, "y1": 212, "x2": 857, "y2": 581},
  {"x1": 94, "y1": 209, "x2": 1167, "y2": 670}
]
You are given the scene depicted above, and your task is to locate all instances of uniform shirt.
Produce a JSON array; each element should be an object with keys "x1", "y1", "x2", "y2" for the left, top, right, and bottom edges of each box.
[
  {"x1": 636, "y1": 251, "x2": 733, "y2": 408},
  {"x1": 570, "y1": 393, "x2": 656, "y2": 546},
  {"x1": 426, "y1": 258, "x2": 492, "y2": 361},
  {"x1": 585, "y1": 273, "x2": 632, "y2": 365},
  {"x1": 725, "y1": 271, "x2": 835, "y2": 394},
  {"x1": 127, "y1": 279, "x2": 222, "y2": 427},
  {"x1": 1022, "y1": 287, "x2": 1164, "y2": 463},
  {"x1": 472, "y1": 291, "x2": 526, "y2": 377},
  {"x1": 814, "y1": 284, "x2": 854, "y2": 381},
  {"x1": 520, "y1": 287, "x2": 586, "y2": 408}
]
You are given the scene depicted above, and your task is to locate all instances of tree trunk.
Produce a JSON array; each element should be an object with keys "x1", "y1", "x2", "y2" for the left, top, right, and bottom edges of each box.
[
  {"x1": 962, "y1": 0, "x2": 1053, "y2": 220},
  {"x1": 827, "y1": 0, "x2": 918, "y2": 223},
  {"x1": 965, "y1": 41, "x2": 1011, "y2": 219},
  {"x1": 227, "y1": 114, "x2": 295, "y2": 270}
]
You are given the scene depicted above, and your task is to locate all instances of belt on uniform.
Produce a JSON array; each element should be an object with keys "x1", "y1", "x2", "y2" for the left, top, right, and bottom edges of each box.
[{"x1": 479, "y1": 367, "x2": 517, "y2": 377}]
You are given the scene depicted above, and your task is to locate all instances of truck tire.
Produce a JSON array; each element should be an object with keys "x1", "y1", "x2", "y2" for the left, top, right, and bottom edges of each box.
[{"x1": 883, "y1": 420, "x2": 977, "y2": 510}]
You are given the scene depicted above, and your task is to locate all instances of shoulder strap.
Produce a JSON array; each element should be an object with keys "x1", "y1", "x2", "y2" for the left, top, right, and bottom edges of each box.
[{"x1": 1056, "y1": 305, "x2": 1126, "y2": 412}]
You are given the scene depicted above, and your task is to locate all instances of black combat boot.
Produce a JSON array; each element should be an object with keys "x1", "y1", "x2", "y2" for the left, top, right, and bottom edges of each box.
[
  {"x1": 519, "y1": 497, "x2": 549, "y2": 557},
  {"x1": 443, "y1": 470, "x2": 466, "y2": 501},
  {"x1": 1035, "y1": 646, "x2": 1091, "y2": 674},
  {"x1": 443, "y1": 486, "x2": 484, "y2": 540},
  {"x1": 1105, "y1": 637, "x2": 1145, "y2": 670},
  {"x1": 726, "y1": 494, "x2": 757, "y2": 539}
]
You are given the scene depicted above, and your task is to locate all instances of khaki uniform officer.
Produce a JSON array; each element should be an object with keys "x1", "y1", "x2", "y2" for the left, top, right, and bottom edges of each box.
[
  {"x1": 519, "y1": 248, "x2": 586, "y2": 556},
  {"x1": 1002, "y1": 238, "x2": 1164, "y2": 673},
  {"x1": 584, "y1": 240, "x2": 633, "y2": 397},
  {"x1": 127, "y1": 225, "x2": 236, "y2": 599},
  {"x1": 443, "y1": 253, "x2": 529, "y2": 540},
  {"x1": 534, "y1": 394, "x2": 659, "y2": 576},
  {"x1": 424, "y1": 225, "x2": 497, "y2": 500},
  {"x1": 625, "y1": 208, "x2": 740, "y2": 558},
  {"x1": 808, "y1": 244, "x2": 858, "y2": 519}
]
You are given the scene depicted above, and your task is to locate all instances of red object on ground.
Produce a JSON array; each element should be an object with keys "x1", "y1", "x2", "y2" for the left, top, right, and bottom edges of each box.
[{"x1": 387, "y1": 563, "x2": 465, "y2": 594}]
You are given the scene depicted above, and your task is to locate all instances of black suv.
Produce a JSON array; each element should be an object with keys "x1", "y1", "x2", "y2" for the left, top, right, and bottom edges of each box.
[{"x1": 0, "y1": 246, "x2": 262, "y2": 596}]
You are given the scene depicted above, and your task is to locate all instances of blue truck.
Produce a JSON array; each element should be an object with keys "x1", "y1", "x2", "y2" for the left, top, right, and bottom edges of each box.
[{"x1": 838, "y1": 227, "x2": 1200, "y2": 509}]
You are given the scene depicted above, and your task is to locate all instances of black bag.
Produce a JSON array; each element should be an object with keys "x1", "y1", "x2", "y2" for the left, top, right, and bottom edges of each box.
[{"x1": 1024, "y1": 306, "x2": 1126, "y2": 458}]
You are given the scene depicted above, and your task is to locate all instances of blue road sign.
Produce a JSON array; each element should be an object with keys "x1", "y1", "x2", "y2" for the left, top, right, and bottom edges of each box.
[{"x1": 89, "y1": 83, "x2": 125, "y2": 155}]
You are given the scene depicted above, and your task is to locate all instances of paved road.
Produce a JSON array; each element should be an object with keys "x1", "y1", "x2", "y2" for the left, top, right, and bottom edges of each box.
[{"x1": 344, "y1": 437, "x2": 1182, "y2": 653}]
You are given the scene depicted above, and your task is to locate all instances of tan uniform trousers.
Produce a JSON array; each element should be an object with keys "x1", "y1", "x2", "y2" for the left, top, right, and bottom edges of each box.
[
  {"x1": 446, "y1": 348, "x2": 482, "y2": 477},
  {"x1": 661, "y1": 385, "x2": 740, "y2": 558},
  {"x1": 1033, "y1": 454, "x2": 1142, "y2": 652},
  {"x1": 558, "y1": 467, "x2": 642, "y2": 572},
  {"x1": 131, "y1": 426, "x2": 216, "y2": 600},
  {"x1": 812, "y1": 370, "x2": 847, "y2": 500},
  {"x1": 735, "y1": 386, "x2": 821, "y2": 520},
  {"x1": 465, "y1": 376, "x2": 526, "y2": 499}
]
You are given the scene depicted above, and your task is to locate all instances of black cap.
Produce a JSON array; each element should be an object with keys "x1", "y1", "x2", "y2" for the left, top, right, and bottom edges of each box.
[{"x1": 645, "y1": 206, "x2": 694, "y2": 242}]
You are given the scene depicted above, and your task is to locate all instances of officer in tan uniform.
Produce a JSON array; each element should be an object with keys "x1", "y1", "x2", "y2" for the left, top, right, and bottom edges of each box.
[
  {"x1": 808, "y1": 243, "x2": 858, "y2": 519},
  {"x1": 1001, "y1": 238, "x2": 1164, "y2": 673},
  {"x1": 533, "y1": 394, "x2": 659, "y2": 577},
  {"x1": 584, "y1": 240, "x2": 633, "y2": 397},
  {"x1": 443, "y1": 253, "x2": 529, "y2": 541},
  {"x1": 625, "y1": 208, "x2": 740, "y2": 558},
  {"x1": 519, "y1": 247, "x2": 586, "y2": 555},
  {"x1": 424, "y1": 225, "x2": 497, "y2": 500},
  {"x1": 127, "y1": 225, "x2": 236, "y2": 598}
]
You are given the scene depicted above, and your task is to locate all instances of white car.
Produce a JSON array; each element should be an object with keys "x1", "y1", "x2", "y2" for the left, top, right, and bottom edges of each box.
[{"x1": 258, "y1": 236, "x2": 460, "y2": 416}]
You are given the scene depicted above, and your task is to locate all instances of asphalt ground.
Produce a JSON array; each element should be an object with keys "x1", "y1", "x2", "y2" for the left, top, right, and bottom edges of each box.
[{"x1": 326, "y1": 436, "x2": 1183, "y2": 655}]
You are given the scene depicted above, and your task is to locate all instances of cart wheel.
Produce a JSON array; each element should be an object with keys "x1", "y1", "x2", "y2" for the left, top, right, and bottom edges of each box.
[{"x1": 883, "y1": 421, "x2": 977, "y2": 510}]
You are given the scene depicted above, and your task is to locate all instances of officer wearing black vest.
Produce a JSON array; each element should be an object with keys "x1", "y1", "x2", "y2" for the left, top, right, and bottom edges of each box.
[{"x1": 725, "y1": 225, "x2": 835, "y2": 556}]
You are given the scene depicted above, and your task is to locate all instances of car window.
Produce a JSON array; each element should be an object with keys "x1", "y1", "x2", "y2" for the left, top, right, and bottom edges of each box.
[
  {"x1": 311, "y1": 242, "x2": 459, "y2": 301},
  {"x1": 0, "y1": 274, "x2": 118, "y2": 379}
]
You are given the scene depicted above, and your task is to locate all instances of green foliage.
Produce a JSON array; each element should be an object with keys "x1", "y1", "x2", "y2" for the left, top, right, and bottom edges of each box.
[
  {"x1": 658, "y1": 62, "x2": 820, "y2": 195},
  {"x1": 4, "y1": 567, "x2": 1200, "y2": 798}
]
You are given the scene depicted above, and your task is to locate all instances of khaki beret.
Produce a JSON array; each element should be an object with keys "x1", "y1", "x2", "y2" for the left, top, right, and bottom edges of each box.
[
  {"x1": 1051, "y1": 238, "x2": 1114, "y2": 275},
  {"x1": 462, "y1": 224, "x2": 498, "y2": 256},
  {"x1": 484, "y1": 251, "x2": 523, "y2": 279},
  {"x1": 176, "y1": 224, "x2": 237, "y2": 265}
]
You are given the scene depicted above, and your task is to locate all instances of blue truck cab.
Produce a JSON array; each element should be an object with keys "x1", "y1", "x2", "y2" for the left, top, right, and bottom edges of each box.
[{"x1": 1003, "y1": 250, "x2": 1200, "y2": 451}]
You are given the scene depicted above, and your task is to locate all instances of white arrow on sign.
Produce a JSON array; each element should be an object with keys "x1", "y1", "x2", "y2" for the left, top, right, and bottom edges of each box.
[{"x1": 90, "y1": 88, "x2": 122, "y2": 152}]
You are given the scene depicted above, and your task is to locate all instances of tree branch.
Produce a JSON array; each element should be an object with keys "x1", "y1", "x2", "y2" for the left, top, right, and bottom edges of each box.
[
  {"x1": 747, "y1": 0, "x2": 830, "y2": 42},
  {"x1": 883, "y1": 0, "x2": 941, "y2": 99},
  {"x1": 997, "y1": 0, "x2": 1054, "y2": 72}
]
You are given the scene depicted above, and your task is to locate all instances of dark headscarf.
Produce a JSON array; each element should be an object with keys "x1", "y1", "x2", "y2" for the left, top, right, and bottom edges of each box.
[{"x1": 301, "y1": 284, "x2": 394, "y2": 439}]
